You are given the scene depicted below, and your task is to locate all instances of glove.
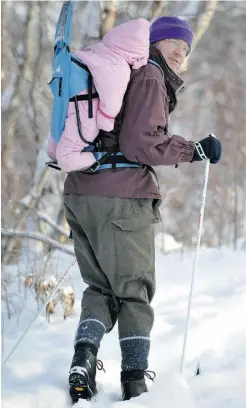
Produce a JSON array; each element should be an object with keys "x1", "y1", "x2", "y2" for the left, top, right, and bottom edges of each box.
[{"x1": 191, "y1": 135, "x2": 222, "y2": 164}]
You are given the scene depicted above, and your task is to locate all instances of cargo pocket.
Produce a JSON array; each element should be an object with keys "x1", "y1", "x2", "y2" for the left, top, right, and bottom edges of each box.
[
  {"x1": 111, "y1": 214, "x2": 155, "y2": 276},
  {"x1": 131, "y1": 198, "x2": 162, "y2": 223}
]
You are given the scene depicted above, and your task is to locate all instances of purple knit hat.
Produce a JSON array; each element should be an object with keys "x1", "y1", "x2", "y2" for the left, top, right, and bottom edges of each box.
[{"x1": 150, "y1": 16, "x2": 193, "y2": 48}]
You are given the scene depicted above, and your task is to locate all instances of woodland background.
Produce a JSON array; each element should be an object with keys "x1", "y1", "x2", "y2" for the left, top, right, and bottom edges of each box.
[{"x1": 1, "y1": 1, "x2": 246, "y2": 318}]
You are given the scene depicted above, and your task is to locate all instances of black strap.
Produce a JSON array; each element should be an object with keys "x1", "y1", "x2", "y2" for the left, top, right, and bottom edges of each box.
[
  {"x1": 71, "y1": 56, "x2": 95, "y2": 117},
  {"x1": 145, "y1": 165, "x2": 160, "y2": 190},
  {"x1": 98, "y1": 154, "x2": 140, "y2": 166},
  {"x1": 84, "y1": 151, "x2": 115, "y2": 173},
  {"x1": 54, "y1": 44, "x2": 70, "y2": 54},
  {"x1": 112, "y1": 152, "x2": 117, "y2": 170},
  {"x1": 45, "y1": 160, "x2": 61, "y2": 171},
  {"x1": 71, "y1": 56, "x2": 90, "y2": 73},
  {"x1": 70, "y1": 56, "x2": 98, "y2": 103},
  {"x1": 88, "y1": 72, "x2": 93, "y2": 118},
  {"x1": 74, "y1": 96, "x2": 95, "y2": 146},
  {"x1": 69, "y1": 93, "x2": 98, "y2": 102},
  {"x1": 70, "y1": 56, "x2": 97, "y2": 141}
]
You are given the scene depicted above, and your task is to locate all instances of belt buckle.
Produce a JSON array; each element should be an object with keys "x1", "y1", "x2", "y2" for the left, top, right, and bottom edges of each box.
[{"x1": 90, "y1": 161, "x2": 100, "y2": 173}]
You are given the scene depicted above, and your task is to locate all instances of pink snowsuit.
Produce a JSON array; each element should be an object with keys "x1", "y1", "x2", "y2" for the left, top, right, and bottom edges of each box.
[{"x1": 47, "y1": 18, "x2": 150, "y2": 172}]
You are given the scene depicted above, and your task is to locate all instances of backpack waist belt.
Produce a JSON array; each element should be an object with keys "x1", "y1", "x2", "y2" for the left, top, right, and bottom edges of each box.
[
  {"x1": 45, "y1": 151, "x2": 141, "y2": 173},
  {"x1": 86, "y1": 151, "x2": 142, "y2": 173}
]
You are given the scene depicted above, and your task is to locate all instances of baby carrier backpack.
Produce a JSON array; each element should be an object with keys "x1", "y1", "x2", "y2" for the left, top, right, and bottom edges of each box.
[{"x1": 46, "y1": 1, "x2": 163, "y2": 173}]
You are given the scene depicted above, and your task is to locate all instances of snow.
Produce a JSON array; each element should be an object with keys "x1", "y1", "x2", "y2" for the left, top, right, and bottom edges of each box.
[
  {"x1": 2, "y1": 246, "x2": 246, "y2": 408},
  {"x1": 63, "y1": 286, "x2": 75, "y2": 295},
  {"x1": 155, "y1": 232, "x2": 183, "y2": 253},
  {"x1": 47, "y1": 276, "x2": 58, "y2": 287}
]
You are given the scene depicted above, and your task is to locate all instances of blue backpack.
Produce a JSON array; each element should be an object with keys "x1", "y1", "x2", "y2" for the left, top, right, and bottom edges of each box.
[
  {"x1": 48, "y1": 0, "x2": 99, "y2": 145},
  {"x1": 47, "y1": 1, "x2": 164, "y2": 172}
]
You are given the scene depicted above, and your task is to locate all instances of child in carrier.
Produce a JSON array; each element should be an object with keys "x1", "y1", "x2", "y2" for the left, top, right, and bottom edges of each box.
[{"x1": 47, "y1": 18, "x2": 149, "y2": 173}]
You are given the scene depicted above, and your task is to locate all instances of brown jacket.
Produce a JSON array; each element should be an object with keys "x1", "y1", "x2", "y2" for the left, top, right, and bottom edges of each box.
[{"x1": 64, "y1": 47, "x2": 195, "y2": 199}]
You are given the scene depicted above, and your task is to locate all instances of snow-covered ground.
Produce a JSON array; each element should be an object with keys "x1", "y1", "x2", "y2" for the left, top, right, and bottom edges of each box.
[{"x1": 2, "y1": 245, "x2": 246, "y2": 408}]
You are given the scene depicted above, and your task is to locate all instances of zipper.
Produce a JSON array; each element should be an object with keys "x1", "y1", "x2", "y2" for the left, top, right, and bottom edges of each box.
[{"x1": 59, "y1": 78, "x2": 62, "y2": 96}]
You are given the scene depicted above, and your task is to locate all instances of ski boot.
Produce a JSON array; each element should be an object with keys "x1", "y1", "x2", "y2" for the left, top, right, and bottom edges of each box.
[
  {"x1": 69, "y1": 342, "x2": 104, "y2": 404},
  {"x1": 121, "y1": 370, "x2": 156, "y2": 401}
]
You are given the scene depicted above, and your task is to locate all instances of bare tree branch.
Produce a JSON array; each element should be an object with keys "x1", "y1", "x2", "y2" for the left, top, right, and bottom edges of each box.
[
  {"x1": 2, "y1": 167, "x2": 52, "y2": 264},
  {"x1": 192, "y1": 0, "x2": 217, "y2": 50},
  {"x1": 101, "y1": 0, "x2": 118, "y2": 37},
  {"x1": 151, "y1": 1, "x2": 166, "y2": 20},
  {"x1": 181, "y1": 0, "x2": 217, "y2": 73},
  {"x1": 36, "y1": 211, "x2": 70, "y2": 238},
  {"x1": 1, "y1": 229, "x2": 74, "y2": 256},
  {"x1": 1, "y1": 282, "x2": 13, "y2": 319}
]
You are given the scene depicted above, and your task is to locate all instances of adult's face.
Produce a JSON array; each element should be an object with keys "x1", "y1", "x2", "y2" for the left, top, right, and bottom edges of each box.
[{"x1": 156, "y1": 39, "x2": 189, "y2": 73}]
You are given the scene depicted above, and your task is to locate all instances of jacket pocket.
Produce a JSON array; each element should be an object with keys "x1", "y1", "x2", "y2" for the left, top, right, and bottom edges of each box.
[{"x1": 111, "y1": 214, "x2": 155, "y2": 276}]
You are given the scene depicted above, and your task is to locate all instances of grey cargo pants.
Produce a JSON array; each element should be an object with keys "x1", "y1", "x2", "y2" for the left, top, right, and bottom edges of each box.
[{"x1": 64, "y1": 194, "x2": 161, "y2": 371}]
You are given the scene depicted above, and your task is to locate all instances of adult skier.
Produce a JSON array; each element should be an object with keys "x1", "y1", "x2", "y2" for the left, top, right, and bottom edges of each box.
[{"x1": 64, "y1": 16, "x2": 222, "y2": 403}]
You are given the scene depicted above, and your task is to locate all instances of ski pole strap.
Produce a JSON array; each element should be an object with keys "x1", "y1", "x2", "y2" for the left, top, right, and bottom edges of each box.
[{"x1": 195, "y1": 142, "x2": 208, "y2": 160}]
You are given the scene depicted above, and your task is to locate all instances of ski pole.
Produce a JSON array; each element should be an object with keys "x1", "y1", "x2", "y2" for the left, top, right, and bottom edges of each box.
[
  {"x1": 180, "y1": 134, "x2": 215, "y2": 374},
  {"x1": 2, "y1": 258, "x2": 76, "y2": 368}
]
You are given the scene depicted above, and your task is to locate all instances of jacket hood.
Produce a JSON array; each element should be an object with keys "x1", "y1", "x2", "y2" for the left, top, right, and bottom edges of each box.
[{"x1": 102, "y1": 18, "x2": 150, "y2": 69}]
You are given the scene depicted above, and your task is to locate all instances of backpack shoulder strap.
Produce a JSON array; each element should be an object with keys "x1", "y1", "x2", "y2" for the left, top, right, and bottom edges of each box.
[{"x1": 148, "y1": 59, "x2": 164, "y2": 79}]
